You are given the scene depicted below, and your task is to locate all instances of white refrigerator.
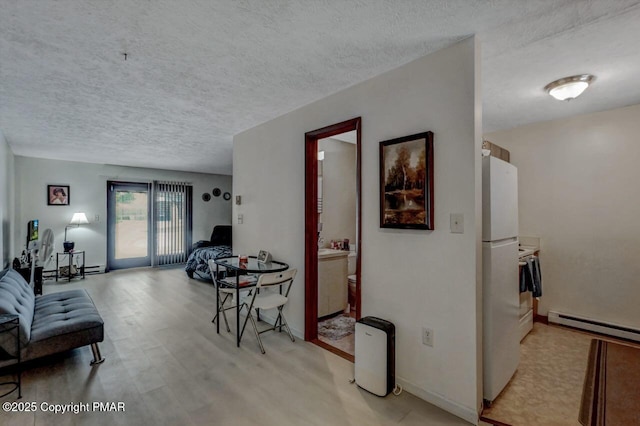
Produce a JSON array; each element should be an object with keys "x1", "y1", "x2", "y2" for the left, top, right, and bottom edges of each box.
[{"x1": 482, "y1": 155, "x2": 520, "y2": 403}]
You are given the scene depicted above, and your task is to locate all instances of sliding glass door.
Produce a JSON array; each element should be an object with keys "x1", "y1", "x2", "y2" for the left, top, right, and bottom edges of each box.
[
  {"x1": 107, "y1": 182, "x2": 152, "y2": 270},
  {"x1": 154, "y1": 182, "x2": 193, "y2": 265},
  {"x1": 107, "y1": 180, "x2": 193, "y2": 271}
]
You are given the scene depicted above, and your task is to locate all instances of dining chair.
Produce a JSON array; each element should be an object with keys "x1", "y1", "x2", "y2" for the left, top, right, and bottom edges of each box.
[
  {"x1": 240, "y1": 268, "x2": 297, "y2": 354},
  {"x1": 207, "y1": 259, "x2": 244, "y2": 333}
]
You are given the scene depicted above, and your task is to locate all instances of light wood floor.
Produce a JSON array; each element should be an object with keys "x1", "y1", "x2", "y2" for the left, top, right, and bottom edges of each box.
[{"x1": 0, "y1": 267, "x2": 476, "y2": 425}]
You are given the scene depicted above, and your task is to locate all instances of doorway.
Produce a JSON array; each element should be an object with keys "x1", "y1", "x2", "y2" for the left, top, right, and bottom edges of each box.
[
  {"x1": 305, "y1": 118, "x2": 361, "y2": 361},
  {"x1": 107, "y1": 181, "x2": 152, "y2": 270}
]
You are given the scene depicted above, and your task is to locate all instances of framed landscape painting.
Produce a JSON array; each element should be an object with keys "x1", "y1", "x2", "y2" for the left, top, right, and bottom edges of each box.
[{"x1": 380, "y1": 131, "x2": 434, "y2": 229}]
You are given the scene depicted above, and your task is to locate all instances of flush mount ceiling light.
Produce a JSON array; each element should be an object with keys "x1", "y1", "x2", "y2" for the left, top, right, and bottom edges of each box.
[{"x1": 545, "y1": 74, "x2": 595, "y2": 101}]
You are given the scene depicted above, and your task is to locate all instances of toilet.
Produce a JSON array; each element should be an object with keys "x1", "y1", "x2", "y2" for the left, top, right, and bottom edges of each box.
[{"x1": 347, "y1": 247, "x2": 357, "y2": 311}]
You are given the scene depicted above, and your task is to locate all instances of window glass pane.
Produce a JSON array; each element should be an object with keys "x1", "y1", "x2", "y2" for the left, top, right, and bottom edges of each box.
[{"x1": 115, "y1": 190, "x2": 148, "y2": 259}]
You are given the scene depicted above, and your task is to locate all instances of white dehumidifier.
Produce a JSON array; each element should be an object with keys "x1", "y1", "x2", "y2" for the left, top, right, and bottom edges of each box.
[{"x1": 354, "y1": 316, "x2": 395, "y2": 396}]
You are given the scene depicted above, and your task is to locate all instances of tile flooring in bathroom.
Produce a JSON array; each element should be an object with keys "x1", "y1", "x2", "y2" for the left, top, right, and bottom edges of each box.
[{"x1": 317, "y1": 309, "x2": 357, "y2": 356}]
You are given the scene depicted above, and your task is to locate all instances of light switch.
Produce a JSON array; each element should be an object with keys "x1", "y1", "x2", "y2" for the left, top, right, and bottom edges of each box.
[
  {"x1": 450, "y1": 213, "x2": 464, "y2": 233},
  {"x1": 237, "y1": 214, "x2": 243, "y2": 224}
]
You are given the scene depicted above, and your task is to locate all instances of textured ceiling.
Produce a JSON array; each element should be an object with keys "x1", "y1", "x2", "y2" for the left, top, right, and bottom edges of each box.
[{"x1": 1, "y1": 1, "x2": 640, "y2": 175}]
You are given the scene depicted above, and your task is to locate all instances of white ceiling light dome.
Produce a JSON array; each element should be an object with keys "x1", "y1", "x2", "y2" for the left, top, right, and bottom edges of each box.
[{"x1": 545, "y1": 74, "x2": 595, "y2": 101}]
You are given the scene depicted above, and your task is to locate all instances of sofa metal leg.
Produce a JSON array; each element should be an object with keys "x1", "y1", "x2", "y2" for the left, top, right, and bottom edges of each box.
[{"x1": 90, "y1": 343, "x2": 106, "y2": 365}]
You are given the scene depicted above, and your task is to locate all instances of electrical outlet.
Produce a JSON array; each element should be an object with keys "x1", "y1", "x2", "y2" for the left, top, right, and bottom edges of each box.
[
  {"x1": 237, "y1": 214, "x2": 243, "y2": 224},
  {"x1": 422, "y1": 327, "x2": 434, "y2": 347},
  {"x1": 450, "y1": 213, "x2": 464, "y2": 233},
  {"x1": 94, "y1": 214, "x2": 99, "y2": 222}
]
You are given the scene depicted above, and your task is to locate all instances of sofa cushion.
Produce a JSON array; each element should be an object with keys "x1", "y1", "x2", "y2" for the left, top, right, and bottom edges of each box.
[
  {"x1": 30, "y1": 289, "x2": 103, "y2": 343},
  {"x1": 0, "y1": 269, "x2": 35, "y2": 351}
]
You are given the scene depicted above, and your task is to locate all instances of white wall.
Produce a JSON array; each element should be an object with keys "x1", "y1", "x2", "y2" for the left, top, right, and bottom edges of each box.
[
  {"x1": 14, "y1": 156, "x2": 232, "y2": 269},
  {"x1": 485, "y1": 103, "x2": 640, "y2": 329},
  {"x1": 319, "y1": 138, "x2": 356, "y2": 247},
  {"x1": 233, "y1": 38, "x2": 482, "y2": 422},
  {"x1": 1, "y1": 130, "x2": 16, "y2": 269}
]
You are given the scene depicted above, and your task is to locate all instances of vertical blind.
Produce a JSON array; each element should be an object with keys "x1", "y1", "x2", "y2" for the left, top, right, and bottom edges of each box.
[{"x1": 153, "y1": 181, "x2": 193, "y2": 266}]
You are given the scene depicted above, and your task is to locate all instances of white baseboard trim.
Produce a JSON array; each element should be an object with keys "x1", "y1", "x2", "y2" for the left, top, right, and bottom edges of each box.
[{"x1": 395, "y1": 377, "x2": 479, "y2": 425}]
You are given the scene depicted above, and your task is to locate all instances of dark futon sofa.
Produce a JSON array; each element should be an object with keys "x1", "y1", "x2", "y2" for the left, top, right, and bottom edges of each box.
[{"x1": 0, "y1": 268, "x2": 105, "y2": 368}]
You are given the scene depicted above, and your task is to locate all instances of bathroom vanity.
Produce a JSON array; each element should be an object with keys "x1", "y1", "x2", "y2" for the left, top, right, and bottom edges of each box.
[{"x1": 318, "y1": 249, "x2": 348, "y2": 317}]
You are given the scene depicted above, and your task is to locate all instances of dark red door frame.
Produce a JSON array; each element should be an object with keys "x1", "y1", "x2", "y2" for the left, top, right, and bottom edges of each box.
[{"x1": 304, "y1": 117, "x2": 362, "y2": 349}]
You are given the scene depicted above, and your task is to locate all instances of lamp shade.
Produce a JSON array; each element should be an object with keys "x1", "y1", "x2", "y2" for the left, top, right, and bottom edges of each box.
[{"x1": 69, "y1": 212, "x2": 89, "y2": 225}]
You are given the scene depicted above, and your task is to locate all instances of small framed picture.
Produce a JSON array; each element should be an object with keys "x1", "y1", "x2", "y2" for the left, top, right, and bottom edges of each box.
[
  {"x1": 257, "y1": 250, "x2": 272, "y2": 264},
  {"x1": 48, "y1": 185, "x2": 70, "y2": 206}
]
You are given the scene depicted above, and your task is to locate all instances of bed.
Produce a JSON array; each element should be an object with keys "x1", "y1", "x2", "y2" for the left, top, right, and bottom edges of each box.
[{"x1": 185, "y1": 225, "x2": 232, "y2": 280}]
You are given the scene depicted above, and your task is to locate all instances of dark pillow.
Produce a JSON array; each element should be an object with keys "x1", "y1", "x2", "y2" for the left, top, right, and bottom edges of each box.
[{"x1": 210, "y1": 225, "x2": 232, "y2": 246}]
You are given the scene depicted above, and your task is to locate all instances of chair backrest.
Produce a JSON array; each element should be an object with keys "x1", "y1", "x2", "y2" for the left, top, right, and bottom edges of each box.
[{"x1": 256, "y1": 268, "x2": 297, "y2": 295}]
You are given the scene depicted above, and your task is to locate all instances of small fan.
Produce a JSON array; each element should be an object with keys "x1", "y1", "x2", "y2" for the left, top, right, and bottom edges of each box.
[
  {"x1": 29, "y1": 228, "x2": 54, "y2": 285},
  {"x1": 39, "y1": 229, "x2": 54, "y2": 264}
]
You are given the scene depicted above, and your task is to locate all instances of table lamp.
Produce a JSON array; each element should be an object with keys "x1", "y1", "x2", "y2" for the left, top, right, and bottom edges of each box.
[{"x1": 64, "y1": 212, "x2": 89, "y2": 252}]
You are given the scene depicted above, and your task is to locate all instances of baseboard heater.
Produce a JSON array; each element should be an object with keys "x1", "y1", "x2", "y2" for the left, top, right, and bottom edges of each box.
[
  {"x1": 548, "y1": 311, "x2": 640, "y2": 343},
  {"x1": 43, "y1": 265, "x2": 104, "y2": 278}
]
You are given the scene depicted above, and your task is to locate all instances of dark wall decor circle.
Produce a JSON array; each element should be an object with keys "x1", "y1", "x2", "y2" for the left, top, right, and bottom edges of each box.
[
  {"x1": 212, "y1": 188, "x2": 221, "y2": 197},
  {"x1": 223, "y1": 192, "x2": 231, "y2": 201},
  {"x1": 202, "y1": 193, "x2": 211, "y2": 202}
]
